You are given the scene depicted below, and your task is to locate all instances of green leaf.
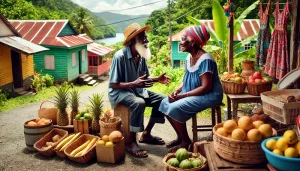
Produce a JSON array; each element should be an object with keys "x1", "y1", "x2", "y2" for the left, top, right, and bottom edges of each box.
[
  {"x1": 234, "y1": 0, "x2": 259, "y2": 36},
  {"x1": 212, "y1": 0, "x2": 228, "y2": 42},
  {"x1": 203, "y1": 45, "x2": 221, "y2": 52}
]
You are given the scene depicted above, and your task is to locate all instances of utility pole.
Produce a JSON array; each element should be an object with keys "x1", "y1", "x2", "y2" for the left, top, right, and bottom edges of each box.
[{"x1": 168, "y1": 0, "x2": 172, "y2": 64}]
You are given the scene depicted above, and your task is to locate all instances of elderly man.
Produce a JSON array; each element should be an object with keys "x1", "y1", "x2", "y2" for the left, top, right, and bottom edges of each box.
[{"x1": 108, "y1": 23, "x2": 171, "y2": 158}]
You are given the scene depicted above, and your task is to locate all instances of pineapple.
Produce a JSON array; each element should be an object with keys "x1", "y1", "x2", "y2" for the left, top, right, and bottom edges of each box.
[
  {"x1": 89, "y1": 93, "x2": 104, "y2": 134},
  {"x1": 53, "y1": 86, "x2": 69, "y2": 126},
  {"x1": 69, "y1": 89, "x2": 80, "y2": 125}
]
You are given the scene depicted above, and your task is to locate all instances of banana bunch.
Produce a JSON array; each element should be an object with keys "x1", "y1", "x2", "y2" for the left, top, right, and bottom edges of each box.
[
  {"x1": 54, "y1": 132, "x2": 81, "y2": 152},
  {"x1": 69, "y1": 138, "x2": 97, "y2": 157}
]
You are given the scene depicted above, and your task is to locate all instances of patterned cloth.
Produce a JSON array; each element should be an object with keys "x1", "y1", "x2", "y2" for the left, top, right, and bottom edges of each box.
[
  {"x1": 185, "y1": 25, "x2": 210, "y2": 47},
  {"x1": 158, "y1": 53, "x2": 223, "y2": 123},
  {"x1": 264, "y1": 0, "x2": 290, "y2": 79},
  {"x1": 256, "y1": 0, "x2": 271, "y2": 67}
]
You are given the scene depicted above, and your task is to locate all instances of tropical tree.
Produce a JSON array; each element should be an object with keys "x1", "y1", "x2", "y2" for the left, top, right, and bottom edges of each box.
[
  {"x1": 187, "y1": 0, "x2": 259, "y2": 74},
  {"x1": 70, "y1": 7, "x2": 94, "y2": 36}
]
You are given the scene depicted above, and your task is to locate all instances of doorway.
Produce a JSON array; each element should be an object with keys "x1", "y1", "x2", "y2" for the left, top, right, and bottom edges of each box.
[
  {"x1": 11, "y1": 50, "x2": 23, "y2": 88},
  {"x1": 78, "y1": 51, "x2": 82, "y2": 74}
]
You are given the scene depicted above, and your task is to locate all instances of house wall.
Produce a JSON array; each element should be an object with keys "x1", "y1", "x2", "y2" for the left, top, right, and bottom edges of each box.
[
  {"x1": 58, "y1": 24, "x2": 76, "y2": 36},
  {"x1": 33, "y1": 47, "x2": 68, "y2": 82},
  {"x1": 0, "y1": 44, "x2": 13, "y2": 87},
  {"x1": 21, "y1": 53, "x2": 34, "y2": 79},
  {"x1": 66, "y1": 45, "x2": 88, "y2": 81}
]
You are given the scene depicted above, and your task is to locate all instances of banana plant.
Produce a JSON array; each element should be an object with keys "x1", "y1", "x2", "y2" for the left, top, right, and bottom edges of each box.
[{"x1": 187, "y1": 0, "x2": 259, "y2": 74}]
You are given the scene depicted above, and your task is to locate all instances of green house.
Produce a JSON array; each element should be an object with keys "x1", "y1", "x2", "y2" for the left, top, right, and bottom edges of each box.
[
  {"x1": 171, "y1": 19, "x2": 259, "y2": 68},
  {"x1": 9, "y1": 20, "x2": 92, "y2": 82}
]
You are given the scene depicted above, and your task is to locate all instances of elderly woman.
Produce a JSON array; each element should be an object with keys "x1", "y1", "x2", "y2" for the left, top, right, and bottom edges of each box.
[{"x1": 159, "y1": 25, "x2": 223, "y2": 151}]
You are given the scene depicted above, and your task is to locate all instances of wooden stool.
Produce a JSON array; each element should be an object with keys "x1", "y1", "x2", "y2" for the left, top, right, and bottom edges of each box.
[
  {"x1": 192, "y1": 104, "x2": 224, "y2": 142},
  {"x1": 113, "y1": 104, "x2": 131, "y2": 143}
]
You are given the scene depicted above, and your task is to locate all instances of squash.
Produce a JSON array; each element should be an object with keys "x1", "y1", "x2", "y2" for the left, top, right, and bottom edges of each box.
[{"x1": 108, "y1": 131, "x2": 123, "y2": 143}]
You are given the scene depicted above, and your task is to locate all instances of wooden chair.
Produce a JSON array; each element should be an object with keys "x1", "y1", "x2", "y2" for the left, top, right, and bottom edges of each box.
[
  {"x1": 192, "y1": 103, "x2": 225, "y2": 142},
  {"x1": 113, "y1": 104, "x2": 131, "y2": 143}
]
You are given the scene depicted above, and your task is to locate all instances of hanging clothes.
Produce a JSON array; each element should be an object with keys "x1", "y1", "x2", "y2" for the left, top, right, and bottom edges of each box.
[
  {"x1": 264, "y1": 0, "x2": 290, "y2": 79},
  {"x1": 256, "y1": 0, "x2": 271, "y2": 68}
]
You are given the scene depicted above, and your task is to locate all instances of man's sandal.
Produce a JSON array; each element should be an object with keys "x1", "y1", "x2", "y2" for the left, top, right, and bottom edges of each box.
[{"x1": 125, "y1": 145, "x2": 148, "y2": 158}]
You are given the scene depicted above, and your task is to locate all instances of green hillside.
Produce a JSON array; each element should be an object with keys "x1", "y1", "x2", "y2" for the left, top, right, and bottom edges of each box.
[
  {"x1": 0, "y1": 0, "x2": 115, "y2": 39},
  {"x1": 94, "y1": 12, "x2": 149, "y2": 32}
]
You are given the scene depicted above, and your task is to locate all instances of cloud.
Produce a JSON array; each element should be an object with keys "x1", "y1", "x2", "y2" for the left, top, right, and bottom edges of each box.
[{"x1": 71, "y1": 0, "x2": 168, "y2": 15}]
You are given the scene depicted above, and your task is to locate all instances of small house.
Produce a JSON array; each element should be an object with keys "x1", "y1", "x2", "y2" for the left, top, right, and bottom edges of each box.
[
  {"x1": 79, "y1": 34, "x2": 114, "y2": 77},
  {"x1": 9, "y1": 20, "x2": 92, "y2": 82},
  {"x1": 171, "y1": 19, "x2": 260, "y2": 68},
  {"x1": 0, "y1": 14, "x2": 48, "y2": 93}
]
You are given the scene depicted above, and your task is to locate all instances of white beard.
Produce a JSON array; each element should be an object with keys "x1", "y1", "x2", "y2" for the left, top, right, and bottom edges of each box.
[{"x1": 135, "y1": 42, "x2": 151, "y2": 60}]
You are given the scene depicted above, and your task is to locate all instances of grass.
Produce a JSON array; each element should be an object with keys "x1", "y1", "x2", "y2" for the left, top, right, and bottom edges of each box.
[{"x1": 0, "y1": 85, "x2": 92, "y2": 112}]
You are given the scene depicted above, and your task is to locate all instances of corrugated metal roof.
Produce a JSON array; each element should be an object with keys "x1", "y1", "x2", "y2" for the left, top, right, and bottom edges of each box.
[
  {"x1": 0, "y1": 36, "x2": 49, "y2": 54},
  {"x1": 8, "y1": 20, "x2": 92, "y2": 47},
  {"x1": 172, "y1": 19, "x2": 260, "y2": 41},
  {"x1": 79, "y1": 34, "x2": 114, "y2": 56},
  {"x1": 87, "y1": 42, "x2": 114, "y2": 56}
]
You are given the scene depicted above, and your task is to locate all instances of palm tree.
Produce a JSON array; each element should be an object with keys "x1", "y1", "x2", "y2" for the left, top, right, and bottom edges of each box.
[
  {"x1": 71, "y1": 7, "x2": 94, "y2": 36},
  {"x1": 187, "y1": 0, "x2": 259, "y2": 74}
]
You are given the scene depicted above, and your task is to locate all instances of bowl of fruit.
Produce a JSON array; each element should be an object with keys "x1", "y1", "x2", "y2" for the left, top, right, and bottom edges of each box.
[
  {"x1": 220, "y1": 72, "x2": 247, "y2": 94},
  {"x1": 261, "y1": 130, "x2": 300, "y2": 171},
  {"x1": 247, "y1": 71, "x2": 273, "y2": 96}
]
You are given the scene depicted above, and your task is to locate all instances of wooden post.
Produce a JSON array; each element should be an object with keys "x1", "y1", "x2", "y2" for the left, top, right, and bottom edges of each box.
[
  {"x1": 168, "y1": 0, "x2": 172, "y2": 59},
  {"x1": 289, "y1": 0, "x2": 300, "y2": 70},
  {"x1": 228, "y1": 14, "x2": 234, "y2": 73}
]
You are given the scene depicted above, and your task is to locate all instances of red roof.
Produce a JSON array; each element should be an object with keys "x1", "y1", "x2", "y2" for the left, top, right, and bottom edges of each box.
[
  {"x1": 79, "y1": 34, "x2": 114, "y2": 56},
  {"x1": 8, "y1": 20, "x2": 92, "y2": 47},
  {"x1": 172, "y1": 19, "x2": 260, "y2": 41}
]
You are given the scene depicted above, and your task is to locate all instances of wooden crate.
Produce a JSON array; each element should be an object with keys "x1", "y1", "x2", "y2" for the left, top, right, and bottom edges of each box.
[{"x1": 202, "y1": 143, "x2": 268, "y2": 171}]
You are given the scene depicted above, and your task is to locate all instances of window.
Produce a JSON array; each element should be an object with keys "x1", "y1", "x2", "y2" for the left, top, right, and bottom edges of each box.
[
  {"x1": 81, "y1": 49, "x2": 85, "y2": 61},
  {"x1": 244, "y1": 43, "x2": 252, "y2": 50},
  {"x1": 72, "y1": 53, "x2": 76, "y2": 66},
  {"x1": 178, "y1": 43, "x2": 183, "y2": 52},
  {"x1": 180, "y1": 60, "x2": 186, "y2": 68},
  {"x1": 44, "y1": 55, "x2": 55, "y2": 70}
]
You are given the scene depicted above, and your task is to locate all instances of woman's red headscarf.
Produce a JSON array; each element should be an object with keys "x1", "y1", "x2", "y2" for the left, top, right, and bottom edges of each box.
[{"x1": 185, "y1": 24, "x2": 210, "y2": 47}]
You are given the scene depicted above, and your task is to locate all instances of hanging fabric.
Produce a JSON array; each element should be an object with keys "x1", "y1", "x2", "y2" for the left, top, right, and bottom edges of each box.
[
  {"x1": 264, "y1": 0, "x2": 290, "y2": 79},
  {"x1": 256, "y1": 0, "x2": 272, "y2": 68}
]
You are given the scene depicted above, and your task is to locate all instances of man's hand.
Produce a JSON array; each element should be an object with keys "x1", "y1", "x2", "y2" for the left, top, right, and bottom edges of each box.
[
  {"x1": 132, "y1": 75, "x2": 154, "y2": 88},
  {"x1": 158, "y1": 73, "x2": 171, "y2": 85}
]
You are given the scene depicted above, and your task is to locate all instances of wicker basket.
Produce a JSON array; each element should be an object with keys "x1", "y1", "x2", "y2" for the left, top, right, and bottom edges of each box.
[
  {"x1": 34, "y1": 128, "x2": 68, "y2": 156},
  {"x1": 213, "y1": 123, "x2": 277, "y2": 164},
  {"x1": 54, "y1": 133, "x2": 76, "y2": 159},
  {"x1": 162, "y1": 152, "x2": 207, "y2": 171},
  {"x1": 64, "y1": 134, "x2": 99, "y2": 163},
  {"x1": 261, "y1": 89, "x2": 300, "y2": 124},
  {"x1": 38, "y1": 101, "x2": 58, "y2": 125},
  {"x1": 221, "y1": 80, "x2": 246, "y2": 94},
  {"x1": 99, "y1": 116, "x2": 121, "y2": 137},
  {"x1": 247, "y1": 81, "x2": 273, "y2": 96}
]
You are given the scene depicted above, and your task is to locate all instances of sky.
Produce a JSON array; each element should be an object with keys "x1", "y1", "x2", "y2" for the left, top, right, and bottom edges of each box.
[{"x1": 71, "y1": 0, "x2": 168, "y2": 15}]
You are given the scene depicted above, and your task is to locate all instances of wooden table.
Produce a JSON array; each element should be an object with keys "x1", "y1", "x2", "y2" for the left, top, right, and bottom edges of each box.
[
  {"x1": 226, "y1": 93, "x2": 262, "y2": 119},
  {"x1": 203, "y1": 143, "x2": 268, "y2": 171}
]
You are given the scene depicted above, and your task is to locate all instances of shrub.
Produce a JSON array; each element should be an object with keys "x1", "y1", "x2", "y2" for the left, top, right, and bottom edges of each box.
[
  {"x1": 0, "y1": 89, "x2": 8, "y2": 106},
  {"x1": 42, "y1": 74, "x2": 54, "y2": 87}
]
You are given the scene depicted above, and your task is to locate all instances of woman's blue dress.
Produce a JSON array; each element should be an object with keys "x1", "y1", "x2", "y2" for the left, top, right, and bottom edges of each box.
[{"x1": 159, "y1": 53, "x2": 223, "y2": 123}]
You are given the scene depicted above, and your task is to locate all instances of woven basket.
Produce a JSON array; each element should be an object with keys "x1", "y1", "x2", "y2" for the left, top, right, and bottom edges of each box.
[
  {"x1": 162, "y1": 152, "x2": 207, "y2": 171},
  {"x1": 64, "y1": 134, "x2": 99, "y2": 163},
  {"x1": 221, "y1": 80, "x2": 246, "y2": 94},
  {"x1": 34, "y1": 128, "x2": 68, "y2": 156},
  {"x1": 99, "y1": 117, "x2": 121, "y2": 137},
  {"x1": 38, "y1": 101, "x2": 58, "y2": 125},
  {"x1": 247, "y1": 81, "x2": 273, "y2": 96},
  {"x1": 213, "y1": 123, "x2": 277, "y2": 164}
]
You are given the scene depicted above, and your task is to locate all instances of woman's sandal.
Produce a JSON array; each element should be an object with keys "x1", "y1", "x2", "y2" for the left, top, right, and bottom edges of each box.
[
  {"x1": 125, "y1": 145, "x2": 148, "y2": 158},
  {"x1": 166, "y1": 139, "x2": 181, "y2": 148}
]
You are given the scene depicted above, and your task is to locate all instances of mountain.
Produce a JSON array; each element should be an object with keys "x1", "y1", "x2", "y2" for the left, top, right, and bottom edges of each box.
[
  {"x1": 94, "y1": 12, "x2": 149, "y2": 33},
  {"x1": 0, "y1": 0, "x2": 115, "y2": 39}
]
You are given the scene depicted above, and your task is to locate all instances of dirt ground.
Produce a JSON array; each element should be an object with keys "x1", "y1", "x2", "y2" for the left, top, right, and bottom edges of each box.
[{"x1": 0, "y1": 80, "x2": 212, "y2": 171}]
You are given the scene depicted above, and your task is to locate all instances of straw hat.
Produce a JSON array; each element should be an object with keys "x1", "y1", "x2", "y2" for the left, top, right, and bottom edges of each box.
[{"x1": 123, "y1": 23, "x2": 150, "y2": 46}]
